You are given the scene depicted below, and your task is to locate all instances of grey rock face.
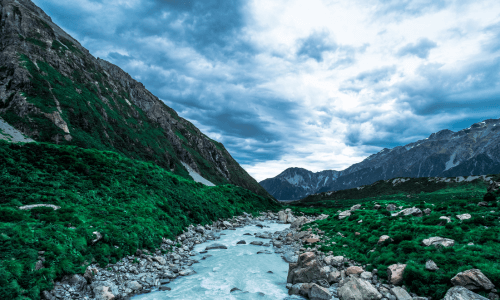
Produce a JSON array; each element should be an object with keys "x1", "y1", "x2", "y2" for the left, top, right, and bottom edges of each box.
[
  {"x1": 261, "y1": 119, "x2": 500, "y2": 199},
  {"x1": 443, "y1": 286, "x2": 489, "y2": 300}
]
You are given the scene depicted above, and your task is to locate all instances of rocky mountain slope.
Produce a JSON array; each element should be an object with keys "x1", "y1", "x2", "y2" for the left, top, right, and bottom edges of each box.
[
  {"x1": 261, "y1": 118, "x2": 500, "y2": 199},
  {"x1": 0, "y1": 0, "x2": 272, "y2": 198},
  {"x1": 259, "y1": 167, "x2": 341, "y2": 200}
]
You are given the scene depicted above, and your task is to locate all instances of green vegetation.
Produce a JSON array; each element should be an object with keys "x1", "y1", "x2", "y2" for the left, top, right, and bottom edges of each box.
[
  {"x1": 290, "y1": 183, "x2": 500, "y2": 300},
  {"x1": 0, "y1": 141, "x2": 280, "y2": 299}
]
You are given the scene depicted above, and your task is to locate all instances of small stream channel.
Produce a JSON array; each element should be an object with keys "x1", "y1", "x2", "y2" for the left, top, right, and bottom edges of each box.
[{"x1": 133, "y1": 221, "x2": 305, "y2": 300}]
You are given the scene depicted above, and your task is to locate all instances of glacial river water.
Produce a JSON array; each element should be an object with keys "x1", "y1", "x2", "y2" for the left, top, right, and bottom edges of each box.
[{"x1": 133, "y1": 221, "x2": 305, "y2": 300}]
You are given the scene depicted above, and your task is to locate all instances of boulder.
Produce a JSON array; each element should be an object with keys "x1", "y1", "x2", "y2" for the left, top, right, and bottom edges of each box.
[
  {"x1": 324, "y1": 255, "x2": 344, "y2": 267},
  {"x1": 388, "y1": 264, "x2": 407, "y2": 285},
  {"x1": 93, "y1": 286, "x2": 115, "y2": 300},
  {"x1": 451, "y1": 269, "x2": 495, "y2": 291},
  {"x1": 440, "y1": 216, "x2": 452, "y2": 223},
  {"x1": 291, "y1": 216, "x2": 308, "y2": 228},
  {"x1": 425, "y1": 260, "x2": 439, "y2": 271},
  {"x1": 250, "y1": 241, "x2": 263, "y2": 246},
  {"x1": 345, "y1": 266, "x2": 364, "y2": 276},
  {"x1": 456, "y1": 214, "x2": 472, "y2": 221},
  {"x1": 350, "y1": 204, "x2": 362, "y2": 211},
  {"x1": 391, "y1": 287, "x2": 412, "y2": 300},
  {"x1": 392, "y1": 207, "x2": 423, "y2": 217},
  {"x1": 309, "y1": 283, "x2": 332, "y2": 300},
  {"x1": 328, "y1": 269, "x2": 342, "y2": 283},
  {"x1": 222, "y1": 221, "x2": 232, "y2": 228},
  {"x1": 278, "y1": 211, "x2": 288, "y2": 222},
  {"x1": 378, "y1": 235, "x2": 392, "y2": 244},
  {"x1": 153, "y1": 256, "x2": 166, "y2": 265},
  {"x1": 236, "y1": 240, "x2": 246, "y2": 244},
  {"x1": 374, "y1": 204, "x2": 381, "y2": 210},
  {"x1": 205, "y1": 243, "x2": 227, "y2": 250},
  {"x1": 289, "y1": 283, "x2": 311, "y2": 297},
  {"x1": 360, "y1": 272, "x2": 373, "y2": 280},
  {"x1": 443, "y1": 286, "x2": 489, "y2": 300},
  {"x1": 287, "y1": 252, "x2": 324, "y2": 284},
  {"x1": 386, "y1": 204, "x2": 397, "y2": 211},
  {"x1": 128, "y1": 281, "x2": 142, "y2": 291},
  {"x1": 423, "y1": 208, "x2": 432, "y2": 215},
  {"x1": 338, "y1": 276, "x2": 382, "y2": 300},
  {"x1": 422, "y1": 237, "x2": 455, "y2": 247},
  {"x1": 339, "y1": 210, "x2": 352, "y2": 220}
]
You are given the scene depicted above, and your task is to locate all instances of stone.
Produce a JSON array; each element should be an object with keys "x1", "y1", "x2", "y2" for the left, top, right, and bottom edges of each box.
[
  {"x1": 422, "y1": 236, "x2": 455, "y2": 247},
  {"x1": 179, "y1": 269, "x2": 195, "y2": 276},
  {"x1": 287, "y1": 252, "x2": 324, "y2": 284},
  {"x1": 159, "y1": 286, "x2": 171, "y2": 291},
  {"x1": 443, "y1": 286, "x2": 489, "y2": 300},
  {"x1": 153, "y1": 256, "x2": 166, "y2": 265},
  {"x1": 423, "y1": 208, "x2": 432, "y2": 215},
  {"x1": 351, "y1": 204, "x2": 362, "y2": 211},
  {"x1": 386, "y1": 204, "x2": 397, "y2": 211},
  {"x1": 425, "y1": 260, "x2": 439, "y2": 271},
  {"x1": 278, "y1": 211, "x2": 288, "y2": 222},
  {"x1": 250, "y1": 241, "x2": 263, "y2": 246},
  {"x1": 64, "y1": 274, "x2": 87, "y2": 291},
  {"x1": 339, "y1": 210, "x2": 352, "y2": 220},
  {"x1": 388, "y1": 264, "x2": 407, "y2": 285},
  {"x1": 257, "y1": 250, "x2": 272, "y2": 254},
  {"x1": 456, "y1": 214, "x2": 472, "y2": 221},
  {"x1": 92, "y1": 231, "x2": 103, "y2": 244},
  {"x1": 478, "y1": 202, "x2": 489, "y2": 207},
  {"x1": 440, "y1": 216, "x2": 452, "y2": 223},
  {"x1": 338, "y1": 275, "x2": 382, "y2": 300},
  {"x1": 360, "y1": 272, "x2": 373, "y2": 280},
  {"x1": 236, "y1": 240, "x2": 246, "y2": 244},
  {"x1": 392, "y1": 207, "x2": 423, "y2": 217},
  {"x1": 289, "y1": 283, "x2": 312, "y2": 297},
  {"x1": 391, "y1": 287, "x2": 412, "y2": 300},
  {"x1": 328, "y1": 270, "x2": 342, "y2": 283},
  {"x1": 306, "y1": 238, "x2": 320, "y2": 243},
  {"x1": 222, "y1": 221, "x2": 232, "y2": 228},
  {"x1": 378, "y1": 235, "x2": 392, "y2": 244},
  {"x1": 346, "y1": 266, "x2": 364, "y2": 276},
  {"x1": 291, "y1": 216, "x2": 308, "y2": 228},
  {"x1": 92, "y1": 285, "x2": 115, "y2": 300},
  {"x1": 205, "y1": 243, "x2": 227, "y2": 250},
  {"x1": 374, "y1": 204, "x2": 381, "y2": 210},
  {"x1": 128, "y1": 281, "x2": 142, "y2": 291},
  {"x1": 451, "y1": 269, "x2": 495, "y2": 291},
  {"x1": 309, "y1": 283, "x2": 332, "y2": 300}
]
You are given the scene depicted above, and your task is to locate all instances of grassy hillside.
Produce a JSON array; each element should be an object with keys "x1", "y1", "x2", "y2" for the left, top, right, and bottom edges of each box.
[
  {"x1": 290, "y1": 184, "x2": 500, "y2": 300},
  {"x1": 295, "y1": 175, "x2": 496, "y2": 208},
  {"x1": 0, "y1": 141, "x2": 280, "y2": 299}
]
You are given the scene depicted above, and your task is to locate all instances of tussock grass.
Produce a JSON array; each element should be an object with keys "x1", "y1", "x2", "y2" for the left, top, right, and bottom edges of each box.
[
  {"x1": 290, "y1": 185, "x2": 500, "y2": 299},
  {"x1": 0, "y1": 141, "x2": 280, "y2": 299}
]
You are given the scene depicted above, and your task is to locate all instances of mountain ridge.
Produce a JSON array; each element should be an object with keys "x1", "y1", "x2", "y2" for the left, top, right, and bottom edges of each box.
[
  {"x1": 0, "y1": 0, "x2": 273, "y2": 199},
  {"x1": 260, "y1": 118, "x2": 500, "y2": 200}
]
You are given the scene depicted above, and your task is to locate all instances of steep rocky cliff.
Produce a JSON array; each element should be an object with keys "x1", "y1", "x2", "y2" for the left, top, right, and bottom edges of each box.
[
  {"x1": 261, "y1": 119, "x2": 500, "y2": 199},
  {"x1": 0, "y1": 0, "x2": 272, "y2": 198}
]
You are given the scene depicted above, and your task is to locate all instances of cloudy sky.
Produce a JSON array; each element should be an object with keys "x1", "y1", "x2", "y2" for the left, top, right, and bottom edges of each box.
[{"x1": 35, "y1": 0, "x2": 500, "y2": 181}]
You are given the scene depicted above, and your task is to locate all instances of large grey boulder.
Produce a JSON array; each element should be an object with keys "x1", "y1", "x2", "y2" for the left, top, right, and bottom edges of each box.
[
  {"x1": 443, "y1": 286, "x2": 489, "y2": 300},
  {"x1": 287, "y1": 252, "x2": 324, "y2": 284},
  {"x1": 451, "y1": 269, "x2": 495, "y2": 291},
  {"x1": 338, "y1": 276, "x2": 382, "y2": 300},
  {"x1": 391, "y1": 287, "x2": 412, "y2": 300}
]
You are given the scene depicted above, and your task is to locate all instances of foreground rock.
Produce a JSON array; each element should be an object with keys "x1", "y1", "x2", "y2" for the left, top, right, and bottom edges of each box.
[
  {"x1": 388, "y1": 263, "x2": 406, "y2": 285},
  {"x1": 444, "y1": 286, "x2": 489, "y2": 300},
  {"x1": 287, "y1": 252, "x2": 324, "y2": 284},
  {"x1": 338, "y1": 276, "x2": 382, "y2": 300},
  {"x1": 451, "y1": 269, "x2": 495, "y2": 291}
]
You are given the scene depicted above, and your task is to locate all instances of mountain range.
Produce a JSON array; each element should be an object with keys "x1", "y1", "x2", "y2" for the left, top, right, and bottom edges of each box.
[
  {"x1": 0, "y1": 0, "x2": 272, "y2": 199},
  {"x1": 260, "y1": 118, "x2": 500, "y2": 200}
]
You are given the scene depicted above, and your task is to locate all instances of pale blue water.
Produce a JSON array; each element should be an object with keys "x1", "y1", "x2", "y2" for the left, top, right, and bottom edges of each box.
[{"x1": 133, "y1": 221, "x2": 304, "y2": 300}]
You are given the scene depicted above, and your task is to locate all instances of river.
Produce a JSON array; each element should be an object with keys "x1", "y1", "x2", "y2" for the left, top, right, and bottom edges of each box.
[{"x1": 133, "y1": 221, "x2": 305, "y2": 300}]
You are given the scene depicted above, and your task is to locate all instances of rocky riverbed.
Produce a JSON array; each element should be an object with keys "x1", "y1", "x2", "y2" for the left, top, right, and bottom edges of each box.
[{"x1": 41, "y1": 208, "x2": 497, "y2": 300}]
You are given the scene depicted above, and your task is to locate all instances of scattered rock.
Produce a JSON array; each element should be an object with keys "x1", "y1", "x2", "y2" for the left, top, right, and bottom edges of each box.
[
  {"x1": 345, "y1": 266, "x2": 364, "y2": 276},
  {"x1": 423, "y1": 208, "x2": 432, "y2": 215},
  {"x1": 339, "y1": 210, "x2": 352, "y2": 220},
  {"x1": 205, "y1": 243, "x2": 227, "y2": 250},
  {"x1": 287, "y1": 252, "x2": 324, "y2": 285},
  {"x1": 391, "y1": 287, "x2": 412, "y2": 300},
  {"x1": 425, "y1": 260, "x2": 439, "y2": 271},
  {"x1": 250, "y1": 241, "x2": 264, "y2": 246},
  {"x1": 422, "y1": 236, "x2": 455, "y2": 247},
  {"x1": 386, "y1": 204, "x2": 397, "y2": 211},
  {"x1": 392, "y1": 207, "x2": 423, "y2": 217},
  {"x1": 159, "y1": 286, "x2": 171, "y2": 291},
  {"x1": 236, "y1": 240, "x2": 246, "y2": 244},
  {"x1": 378, "y1": 235, "x2": 392, "y2": 244},
  {"x1": 338, "y1": 275, "x2": 382, "y2": 300},
  {"x1": 451, "y1": 269, "x2": 495, "y2": 291},
  {"x1": 309, "y1": 283, "x2": 332, "y2": 300},
  {"x1": 443, "y1": 286, "x2": 489, "y2": 300},
  {"x1": 456, "y1": 214, "x2": 472, "y2": 221},
  {"x1": 360, "y1": 272, "x2": 373, "y2": 280},
  {"x1": 440, "y1": 216, "x2": 452, "y2": 223},
  {"x1": 257, "y1": 250, "x2": 272, "y2": 254},
  {"x1": 388, "y1": 264, "x2": 407, "y2": 285}
]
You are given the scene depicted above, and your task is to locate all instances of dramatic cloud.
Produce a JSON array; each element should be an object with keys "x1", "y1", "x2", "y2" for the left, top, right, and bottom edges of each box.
[
  {"x1": 397, "y1": 38, "x2": 438, "y2": 59},
  {"x1": 35, "y1": 0, "x2": 500, "y2": 181}
]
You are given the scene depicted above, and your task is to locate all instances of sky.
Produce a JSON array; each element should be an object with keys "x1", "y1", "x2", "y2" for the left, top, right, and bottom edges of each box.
[{"x1": 35, "y1": 0, "x2": 500, "y2": 182}]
